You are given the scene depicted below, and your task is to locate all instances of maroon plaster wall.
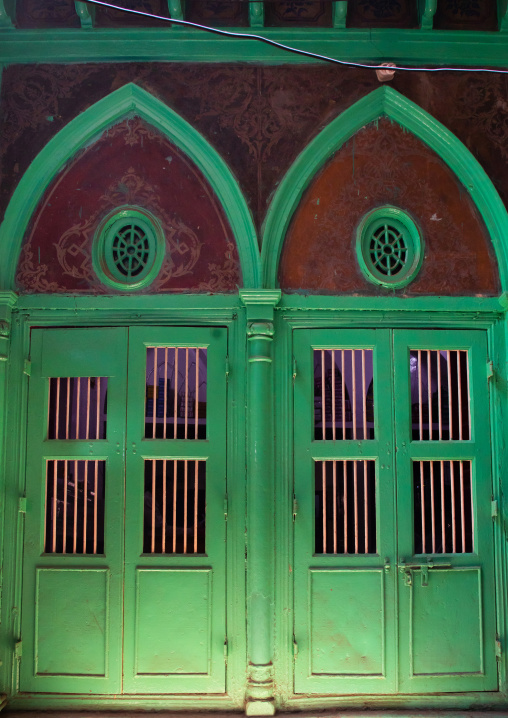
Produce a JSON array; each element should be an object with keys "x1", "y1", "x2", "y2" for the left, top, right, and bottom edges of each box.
[
  {"x1": 279, "y1": 120, "x2": 499, "y2": 295},
  {"x1": 16, "y1": 117, "x2": 240, "y2": 293}
]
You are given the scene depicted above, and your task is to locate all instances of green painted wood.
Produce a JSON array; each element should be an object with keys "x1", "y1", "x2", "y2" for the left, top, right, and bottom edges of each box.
[
  {"x1": 293, "y1": 328, "x2": 397, "y2": 694},
  {"x1": 393, "y1": 329, "x2": 498, "y2": 692},
  {"x1": 262, "y1": 86, "x2": 508, "y2": 292},
  {"x1": 123, "y1": 326, "x2": 227, "y2": 694},
  {"x1": 20, "y1": 327, "x2": 128, "y2": 694},
  {"x1": 1, "y1": 29, "x2": 508, "y2": 65},
  {"x1": 0, "y1": 83, "x2": 260, "y2": 291}
]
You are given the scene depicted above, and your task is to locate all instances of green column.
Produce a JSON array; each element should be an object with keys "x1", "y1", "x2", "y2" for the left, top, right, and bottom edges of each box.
[{"x1": 240, "y1": 290, "x2": 280, "y2": 717}]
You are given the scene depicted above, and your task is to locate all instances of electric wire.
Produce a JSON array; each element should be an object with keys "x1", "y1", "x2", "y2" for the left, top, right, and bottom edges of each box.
[{"x1": 81, "y1": 0, "x2": 508, "y2": 74}]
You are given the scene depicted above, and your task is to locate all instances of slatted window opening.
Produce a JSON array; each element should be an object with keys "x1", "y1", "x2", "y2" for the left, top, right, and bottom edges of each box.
[
  {"x1": 314, "y1": 349, "x2": 374, "y2": 440},
  {"x1": 143, "y1": 459, "x2": 206, "y2": 554},
  {"x1": 45, "y1": 460, "x2": 106, "y2": 554},
  {"x1": 315, "y1": 460, "x2": 377, "y2": 555},
  {"x1": 145, "y1": 347, "x2": 207, "y2": 439},
  {"x1": 48, "y1": 377, "x2": 108, "y2": 440},
  {"x1": 413, "y1": 460, "x2": 473, "y2": 554},
  {"x1": 410, "y1": 349, "x2": 471, "y2": 440}
]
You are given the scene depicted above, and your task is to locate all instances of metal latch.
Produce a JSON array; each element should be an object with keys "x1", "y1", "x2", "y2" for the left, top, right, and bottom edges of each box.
[
  {"x1": 18, "y1": 497, "x2": 26, "y2": 514},
  {"x1": 292, "y1": 497, "x2": 298, "y2": 522},
  {"x1": 23, "y1": 359, "x2": 31, "y2": 377},
  {"x1": 14, "y1": 641, "x2": 22, "y2": 659}
]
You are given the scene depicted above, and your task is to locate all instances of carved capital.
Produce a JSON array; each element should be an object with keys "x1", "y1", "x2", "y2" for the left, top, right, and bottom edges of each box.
[{"x1": 247, "y1": 321, "x2": 274, "y2": 338}]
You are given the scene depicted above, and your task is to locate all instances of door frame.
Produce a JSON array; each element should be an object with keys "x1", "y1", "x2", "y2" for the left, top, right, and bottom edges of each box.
[
  {"x1": 1, "y1": 294, "x2": 247, "y2": 712},
  {"x1": 273, "y1": 294, "x2": 508, "y2": 711}
]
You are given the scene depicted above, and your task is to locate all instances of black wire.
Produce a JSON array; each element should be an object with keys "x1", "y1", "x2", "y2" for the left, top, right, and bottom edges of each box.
[{"x1": 81, "y1": 0, "x2": 508, "y2": 74}]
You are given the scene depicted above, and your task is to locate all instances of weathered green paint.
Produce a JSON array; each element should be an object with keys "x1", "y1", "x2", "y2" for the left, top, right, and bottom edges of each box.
[
  {"x1": 262, "y1": 87, "x2": 508, "y2": 292},
  {"x1": 0, "y1": 83, "x2": 260, "y2": 291},
  {"x1": 1, "y1": 29, "x2": 508, "y2": 65}
]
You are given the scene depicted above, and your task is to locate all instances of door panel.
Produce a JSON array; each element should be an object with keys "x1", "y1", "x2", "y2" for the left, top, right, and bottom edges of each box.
[
  {"x1": 293, "y1": 327, "x2": 497, "y2": 696},
  {"x1": 21, "y1": 328, "x2": 127, "y2": 694},
  {"x1": 123, "y1": 326, "x2": 227, "y2": 694},
  {"x1": 293, "y1": 329, "x2": 396, "y2": 694},
  {"x1": 394, "y1": 330, "x2": 497, "y2": 692},
  {"x1": 21, "y1": 326, "x2": 227, "y2": 696}
]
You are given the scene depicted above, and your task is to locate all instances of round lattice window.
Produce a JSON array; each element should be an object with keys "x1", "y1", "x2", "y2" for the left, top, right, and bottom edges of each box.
[
  {"x1": 356, "y1": 207, "x2": 423, "y2": 289},
  {"x1": 93, "y1": 207, "x2": 165, "y2": 290}
]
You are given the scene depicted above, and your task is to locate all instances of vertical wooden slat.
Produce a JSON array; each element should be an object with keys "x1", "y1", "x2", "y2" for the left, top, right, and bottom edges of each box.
[
  {"x1": 352, "y1": 350, "x2": 357, "y2": 440},
  {"x1": 162, "y1": 459, "x2": 167, "y2": 554},
  {"x1": 437, "y1": 352, "x2": 442, "y2": 440},
  {"x1": 163, "y1": 348, "x2": 168, "y2": 440},
  {"x1": 343, "y1": 461, "x2": 348, "y2": 553},
  {"x1": 93, "y1": 459, "x2": 98, "y2": 555},
  {"x1": 440, "y1": 460, "x2": 446, "y2": 553},
  {"x1": 363, "y1": 459, "x2": 368, "y2": 554},
  {"x1": 174, "y1": 349, "x2": 179, "y2": 439},
  {"x1": 331, "y1": 350, "x2": 336, "y2": 441},
  {"x1": 332, "y1": 460, "x2": 337, "y2": 554},
  {"x1": 322, "y1": 461, "x2": 327, "y2": 553},
  {"x1": 63, "y1": 460, "x2": 68, "y2": 553},
  {"x1": 354, "y1": 460, "x2": 358, "y2": 554},
  {"x1": 185, "y1": 348, "x2": 189, "y2": 440},
  {"x1": 86, "y1": 377, "x2": 91, "y2": 440},
  {"x1": 465, "y1": 351, "x2": 471, "y2": 440},
  {"x1": 73, "y1": 460, "x2": 78, "y2": 554},
  {"x1": 76, "y1": 377, "x2": 81, "y2": 440},
  {"x1": 457, "y1": 351, "x2": 463, "y2": 440},
  {"x1": 173, "y1": 460, "x2": 177, "y2": 552},
  {"x1": 451, "y1": 460, "x2": 457, "y2": 553},
  {"x1": 460, "y1": 461, "x2": 466, "y2": 553},
  {"x1": 447, "y1": 350, "x2": 453, "y2": 439},
  {"x1": 427, "y1": 350, "x2": 433, "y2": 440},
  {"x1": 55, "y1": 377, "x2": 61, "y2": 439},
  {"x1": 194, "y1": 460, "x2": 199, "y2": 553},
  {"x1": 151, "y1": 459, "x2": 156, "y2": 553},
  {"x1": 430, "y1": 461, "x2": 436, "y2": 554},
  {"x1": 341, "y1": 351, "x2": 346, "y2": 440},
  {"x1": 83, "y1": 460, "x2": 88, "y2": 553},
  {"x1": 96, "y1": 376, "x2": 101, "y2": 440},
  {"x1": 184, "y1": 459, "x2": 188, "y2": 553},
  {"x1": 52, "y1": 460, "x2": 58, "y2": 553},
  {"x1": 152, "y1": 348, "x2": 157, "y2": 440},
  {"x1": 195, "y1": 348, "x2": 200, "y2": 440},
  {"x1": 65, "y1": 377, "x2": 70, "y2": 440},
  {"x1": 321, "y1": 350, "x2": 326, "y2": 440},
  {"x1": 362, "y1": 350, "x2": 367, "y2": 440},
  {"x1": 420, "y1": 461, "x2": 426, "y2": 554},
  {"x1": 418, "y1": 350, "x2": 423, "y2": 440}
]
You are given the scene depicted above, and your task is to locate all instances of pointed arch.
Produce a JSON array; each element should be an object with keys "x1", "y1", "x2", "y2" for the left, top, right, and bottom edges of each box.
[
  {"x1": 0, "y1": 83, "x2": 260, "y2": 289},
  {"x1": 261, "y1": 86, "x2": 508, "y2": 291}
]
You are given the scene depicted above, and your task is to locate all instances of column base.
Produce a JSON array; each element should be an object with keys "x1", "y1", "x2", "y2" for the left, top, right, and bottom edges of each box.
[
  {"x1": 245, "y1": 663, "x2": 275, "y2": 716},
  {"x1": 245, "y1": 698, "x2": 276, "y2": 716}
]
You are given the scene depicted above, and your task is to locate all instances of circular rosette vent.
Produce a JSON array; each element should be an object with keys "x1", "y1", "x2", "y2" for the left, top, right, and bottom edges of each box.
[
  {"x1": 356, "y1": 207, "x2": 423, "y2": 289},
  {"x1": 93, "y1": 207, "x2": 165, "y2": 290}
]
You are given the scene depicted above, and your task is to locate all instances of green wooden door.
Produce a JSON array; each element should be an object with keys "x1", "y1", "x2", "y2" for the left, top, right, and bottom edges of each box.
[
  {"x1": 20, "y1": 326, "x2": 228, "y2": 695},
  {"x1": 293, "y1": 328, "x2": 497, "y2": 695}
]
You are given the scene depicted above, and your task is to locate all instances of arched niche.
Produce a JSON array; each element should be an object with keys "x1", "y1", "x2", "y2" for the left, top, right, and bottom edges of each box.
[
  {"x1": 262, "y1": 86, "x2": 508, "y2": 293},
  {"x1": 0, "y1": 83, "x2": 260, "y2": 290}
]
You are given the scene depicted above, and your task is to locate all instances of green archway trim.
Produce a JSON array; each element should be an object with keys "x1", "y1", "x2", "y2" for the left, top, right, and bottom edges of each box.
[
  {"x1": 261, "y1": 85, "x2": 508, "y2": 291},
  {"x1": 0, "y1": 82, "x2": 260, "y2": 289}
]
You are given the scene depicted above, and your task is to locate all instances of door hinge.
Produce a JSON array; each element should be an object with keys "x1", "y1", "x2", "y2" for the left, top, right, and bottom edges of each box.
[
  {"x1": 225, "y1": 356, "x2": 230, "y2": 380},
  {"x1": 492, "y1": 499, "x2": 499, "y2": 519},
  {"x1": 293, "y1": 636, "x2": 298, "y2": 658},
  {"x1": 23, "y1": 359, "x2": 31, "y2": 377},
  {"x1": 14, "y1": 641, "x2": 22, "y2": 659},
  {"x1": 292, "y1": 358, "x2": 297, "y2": 383},
  {"x1": 487, "y1": 360, "x2": 494, "y2": 380},
  {"x1": 224, "y1": 493, "x2": 228, "y2": 522},
  {"x1": 224, "y1": 638, "x2": 228, "y2": 665},
  {"x1": 292, "y1": 496, "x2": 298, "y2": 522},
  {"x1": 18, "y1": 497, "x2": 26, "y2": 514},
  {"x1": 496, "y1": 637, "x2": 502, "y2": 660}
]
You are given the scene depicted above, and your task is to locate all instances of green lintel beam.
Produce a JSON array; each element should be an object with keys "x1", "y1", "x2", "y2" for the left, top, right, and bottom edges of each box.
[{"x1": 1, "y1": 28, "x2": 508, "y2": 65}]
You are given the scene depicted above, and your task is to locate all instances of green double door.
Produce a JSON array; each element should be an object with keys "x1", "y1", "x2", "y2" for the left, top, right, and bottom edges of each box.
[
  {"x1": 20, "y1": 326, "x2": 228, "y2": 695},
  {"x1": 293, "y1": 328, "x2": 498, "y2": 695}
]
